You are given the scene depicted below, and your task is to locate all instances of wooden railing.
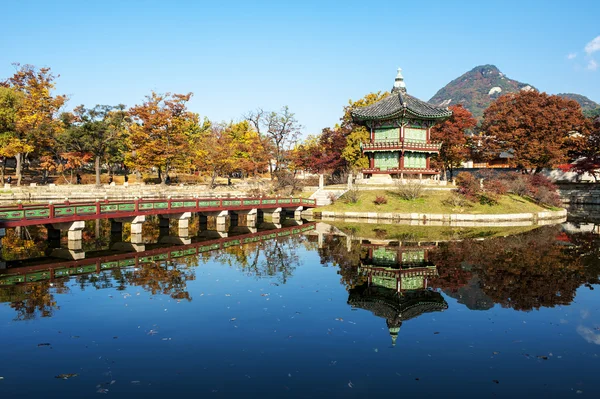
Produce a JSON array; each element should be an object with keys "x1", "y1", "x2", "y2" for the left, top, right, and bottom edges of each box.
[
  {"x1": 362, "y1": 140, "x2": 442, "y2": 152},
  {"x1": 0, "y1": 197, "x2": 316, "y2": 226}
]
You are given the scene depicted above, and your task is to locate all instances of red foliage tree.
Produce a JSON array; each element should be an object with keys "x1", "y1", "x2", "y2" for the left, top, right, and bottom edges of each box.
[
  {"x1": 430, "y1": 104, "x2": 477, "y2": 180},
  {"x1": 480, "y1": 91, "x2": 587, "y2": 173}
]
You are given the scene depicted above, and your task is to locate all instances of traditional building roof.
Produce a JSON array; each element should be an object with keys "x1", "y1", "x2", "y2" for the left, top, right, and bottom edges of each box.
[
  {"x1": 351, "y1": 68, "x2": 452, "y2": 121},
  {"x1": 348, "y1": 285, "x2": 448, "y2": 346}
]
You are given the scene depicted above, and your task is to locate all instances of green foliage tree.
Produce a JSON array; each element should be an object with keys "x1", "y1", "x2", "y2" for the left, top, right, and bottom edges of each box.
[{"x1": 61, "y1": 104, "x2": 129, "y2": 186}]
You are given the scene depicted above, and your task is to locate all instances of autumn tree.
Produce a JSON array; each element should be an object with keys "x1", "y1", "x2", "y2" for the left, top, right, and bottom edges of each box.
[
  {"x1": 292, "y1": 126, "x2": 348, "y2": 175},
  {"x1": 480, "y1": 91, "x2": 586, "y2": 173},
  {"x1": 430, "y1": 104, "x2": 476, "y2": 180},
  {"x1": 4, "y1": 64, "x2": 67, "y2": 185},
  {"x1": 190, "y1": 122, "x2": 237, "y2": 188},
  {"x1": 61, "y1": 104, "x2": 129, "y2": 186},
  {"x1": 245, "y1": 106, "x2": 302, "y2": 180},
  {"x1": 226, "y1": 120, "x2": 270, "y2": 177},
  {"x1": 126, "y1": 92, "x2": 197, "y2": 184},
  {"x1": 571, "y1": 116, "x2": 600, "y2": 181},
  {"x1": 0, "y1": 86, "x2": 32, "y2": 183},
  {"x1": 341, "y1": 92, "x2": 390, "y2": 171}
]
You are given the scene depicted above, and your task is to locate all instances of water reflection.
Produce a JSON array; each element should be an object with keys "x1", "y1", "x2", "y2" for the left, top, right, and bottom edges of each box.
[
  {"x1": 348, "y1": 243, "x2": 447, "y2": 346},
  {"x1": 2, "y1": 221, "x2": 600, "y2": 321},
  {"x1": 1, "y1": 220, "x2": 600, "y2": 396}
]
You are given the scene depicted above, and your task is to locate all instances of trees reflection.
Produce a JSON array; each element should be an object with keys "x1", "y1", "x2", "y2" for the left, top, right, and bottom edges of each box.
[
  {"x1": 2, "y1": 224, "x2": 600, "y2": 321},
  {"x1": 316, "y1": 224, "x2": 600, "y2": 312}
]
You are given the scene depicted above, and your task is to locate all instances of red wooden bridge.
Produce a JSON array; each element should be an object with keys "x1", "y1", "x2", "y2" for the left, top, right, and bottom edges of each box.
[{"x1": 0, "y1": 196, "x2": 317, "y2": 228}]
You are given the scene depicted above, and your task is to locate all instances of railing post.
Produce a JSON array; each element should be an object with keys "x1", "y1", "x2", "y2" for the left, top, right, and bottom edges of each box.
[{"x1": 49, "y1": 203, "x2": 55, "y2": 219}]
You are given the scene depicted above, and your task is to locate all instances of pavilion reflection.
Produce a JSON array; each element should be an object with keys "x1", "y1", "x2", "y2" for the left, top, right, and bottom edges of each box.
[{"x1": 349, "y1": 243, "x2": 448, "y2": 346}]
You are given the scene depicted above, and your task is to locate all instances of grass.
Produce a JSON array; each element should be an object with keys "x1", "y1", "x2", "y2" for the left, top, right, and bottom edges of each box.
[
  {"x1": 318, "y1": 189, "x2": 550, "y2": 215},
  {"x1": 326, "y1": 221, "x2": 539, "y2": 241}
]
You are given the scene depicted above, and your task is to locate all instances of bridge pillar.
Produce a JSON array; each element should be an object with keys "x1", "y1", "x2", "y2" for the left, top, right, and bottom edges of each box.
[
  {"x1": 110, "y1": 216, "x2": 146, "y2": 251},
  {"x1": 159, "y1": 212, "x2": 192, "y2": 245},
  {"x1": 50, "y1": 221, "x2": 85, "y2": 251},
  {"x1": 43, "y1": 221, "x2": 85, "y2": 260},
  {"x1": 261, "y1": 207, "x2": 283, "y2": 224},
  {"x1": 285, "y1": 206, "x2": 303, "y2": 221},
  {"x1": 200, "y1": 210, "x2": 229, "y2": 232},
  {"x1": 159, "y1": 212, "x2": 191, "y2": 238},
  {"x1": 235, "y1": 209, "x2": 258, "y2": 227}
]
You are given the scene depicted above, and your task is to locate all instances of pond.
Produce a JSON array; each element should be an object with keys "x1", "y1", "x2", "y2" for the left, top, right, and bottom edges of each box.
[{"x1": 0, "y1": 218, "x2": 599, "y2": 397}]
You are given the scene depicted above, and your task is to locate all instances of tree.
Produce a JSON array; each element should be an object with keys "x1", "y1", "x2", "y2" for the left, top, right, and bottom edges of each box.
[
  {"x1": 4, "y1": 64, "x2": 67, "y2": 185},
  {"x1": 190, "y1": 122, "x2": 236, "y2": 188},
  {"x1": 292, "y1": 127, "x2": 348, "y2": 174},
  {"x1": 430, "y1": 104, "x2": 476, "y2": 180},
  {"x1": 571, "y1": 117, "x2": 600, "y2": 181},
  {"x1": 226, "y1": 120, "x2": 270, "y2": 177},
  {"x1": 0, "y1": 86, "x2": 32, "y2": 183},
  {"x1": 126, "y1": 92, "x2": 197, "y2": 184},
  {"x1": 245, "y1": 106, "x2": 302, "y2": 180},
  {"x1": 480, "y1": 91, "x2": 586, "y2": 173},
  {"x1": 341, "y1": 92, "x2": 390, "y2": 171},
  {"x1": 62, "y1": 105, "x2": 129, "y2": 186}
]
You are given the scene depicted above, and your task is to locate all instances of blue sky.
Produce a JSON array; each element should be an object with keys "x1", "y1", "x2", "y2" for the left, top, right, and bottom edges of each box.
[{"x1": 1, "y1": 0, "x2": 598, "y2": 135}]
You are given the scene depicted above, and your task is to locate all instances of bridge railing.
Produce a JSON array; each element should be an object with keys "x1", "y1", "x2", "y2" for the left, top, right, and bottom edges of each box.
[{"x1": 0, "y1": 197, "x2": 317, "y2": 223}]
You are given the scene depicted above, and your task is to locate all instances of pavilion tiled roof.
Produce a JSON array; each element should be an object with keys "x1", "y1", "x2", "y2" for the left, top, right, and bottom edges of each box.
[{"x1": 352, "y1": 91, "x2": 452, "y2": 121}]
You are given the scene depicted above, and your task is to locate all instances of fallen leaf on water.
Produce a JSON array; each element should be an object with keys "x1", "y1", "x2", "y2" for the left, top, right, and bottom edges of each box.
[
  {"x1": 55, "y1": 373, "x2": 78, "y2": 380},
  {"x1": 348, "y1": 381, "x2": 353, "y2": 388},
  {"x1": 433, "y1": 332, "x2": 440, "y2": 335},
  {"x1": 230, "y1": 318, "x2": 237, "y2": 322},
  {"x1": 493, "y1": 351, "x2": 500, "y2": 355},
  {"x1": 38, "y1": 343, "x2": 51, "y2": 347},
  {"x1": 335, "y1": 318, "x2": 344, "y2": 322},
  {"x1": 493, "y1": 380, "x2": 499, "y2": 384},
  {"x1": 131, "y1": 381, "x2": 140, "y2": 384},
  {"x1": 97, "y1": 388, "x2": 108, "y2": 394},
  {"x1": 537, "y1": 356, "x2": 548, "y2": 360}
]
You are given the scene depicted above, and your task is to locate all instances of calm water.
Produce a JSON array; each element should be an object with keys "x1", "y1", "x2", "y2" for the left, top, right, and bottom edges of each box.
[{"x1": 1, "y1": 219, "x2": 600, "y2": 397}]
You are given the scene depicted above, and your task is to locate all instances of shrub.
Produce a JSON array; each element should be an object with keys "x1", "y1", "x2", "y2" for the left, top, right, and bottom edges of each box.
[
  {"x1": 455, "y1": 172, "x2": 481, "y2": 201},
  {"x1": 373, "y1": 228, "x2": 388, "y2": 239},
  {"x1": 501, "y1": 172, "x2": 529, "y2": 196},
  {"x1": 327, "y1": 192, "x2": 338, "y2": 204},
  {"x1": 373, "y1": 195, "x2": 388, "y2": 205},
  {"x1": 396, "y1": 180, "x2": 424, "y2": 200},
  {"x1": 442, "y1": 192, "x2": 471, "y2": 208},
  {"x1": 344, "y1": 186, "x2": 361, "y2": 204},
  {"x1": 534, "y1": 186, "x2": 562, "y2": 207},
  {"x1": 484, "y1": 179, "x2": 508, "y2": 196}
]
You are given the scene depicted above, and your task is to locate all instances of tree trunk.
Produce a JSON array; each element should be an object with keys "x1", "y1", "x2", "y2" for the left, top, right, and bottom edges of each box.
[
  {"x1": 1, "y1": 157, "x2": 5, "y2": 184},
  {"x1": 210, "y1": 171, "x2": 217, "y2": 189},
  {"x1": 16, "y1": 153, "x2": 22, "y2": 186},
  {"x1": 95, "y1": 155, "x2": 101, "y2": 187},
  {"x1": 158, "y1": 167, "x2": 163, "y2": 184}
]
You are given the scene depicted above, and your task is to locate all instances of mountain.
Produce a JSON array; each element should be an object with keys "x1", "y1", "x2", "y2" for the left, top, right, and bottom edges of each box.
[
  {"x1": 428, "y1": 65, "x2": 534, "y2": 119},
  {"x1": 428, "y1": 65, "x2": 599, "y2": 119},
  {"x1": 557, "y1": 93, "x2": 600, "y2": 114}
]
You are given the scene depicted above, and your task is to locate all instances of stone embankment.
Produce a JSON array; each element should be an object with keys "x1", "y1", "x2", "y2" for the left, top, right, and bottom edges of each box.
[
  {"x1": 303, "y1": 208, "x2": 567, "y2": 227},
  {"x1": 558, "y1": 183, "x2": 600, "y2": 205}
]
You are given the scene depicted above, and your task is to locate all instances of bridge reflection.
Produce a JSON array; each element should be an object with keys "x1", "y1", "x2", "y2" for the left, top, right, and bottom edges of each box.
[{"x1": 0, "y1": 221, "x2": 315, "y2": 286}]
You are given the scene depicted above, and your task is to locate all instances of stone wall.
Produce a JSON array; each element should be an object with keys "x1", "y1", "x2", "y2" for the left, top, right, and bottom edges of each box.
[
  {"x1": 304, "y1": 208, "x2": 567, "y2": 227},
  {"x1": 558, "y1": 183, "x2": 600, "y2": 205}
]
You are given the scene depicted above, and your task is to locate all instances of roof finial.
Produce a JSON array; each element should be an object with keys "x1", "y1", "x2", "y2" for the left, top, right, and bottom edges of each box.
[{"x1": 393, "y1": 67, "x2": 406, "y2": 94}]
